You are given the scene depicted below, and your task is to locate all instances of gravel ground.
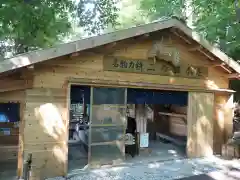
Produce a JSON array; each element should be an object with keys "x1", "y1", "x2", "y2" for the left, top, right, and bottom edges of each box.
[{"x1": 46, "y1": 156, "x2": 240, "y2": 180}]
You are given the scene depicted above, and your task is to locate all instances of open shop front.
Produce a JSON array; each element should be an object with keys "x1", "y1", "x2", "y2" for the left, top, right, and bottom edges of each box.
[{"x1": 68, "y1": 84, "x2": 190, "y2": 172}]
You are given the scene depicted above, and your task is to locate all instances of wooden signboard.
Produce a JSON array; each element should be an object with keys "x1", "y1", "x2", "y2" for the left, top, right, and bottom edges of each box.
[{"x1": 103, "y1": 56, "x2": 208, "y2": 79}]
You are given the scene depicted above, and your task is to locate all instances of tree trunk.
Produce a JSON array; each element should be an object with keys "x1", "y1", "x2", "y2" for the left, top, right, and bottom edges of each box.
[{"x1": 14, "y1": 39, "x2": 29, "y2": 55}]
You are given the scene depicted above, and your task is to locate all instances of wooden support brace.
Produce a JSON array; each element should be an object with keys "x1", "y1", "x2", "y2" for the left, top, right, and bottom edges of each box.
[
  {"x1": 170, "y1": 28, "x2": 192, "y2": 44},
  {"x1": 220, "y1": 64, "x2": 232, "y2": 73},
  {"x1": 199, "y1": 49, "x2": 215, "y2": 61},
  {"x1": 228, "y1": 73, "x2": 240, "y2": 79},
  {"x1": 210, "y1": 63, "x2": 225, "y2": 67}
]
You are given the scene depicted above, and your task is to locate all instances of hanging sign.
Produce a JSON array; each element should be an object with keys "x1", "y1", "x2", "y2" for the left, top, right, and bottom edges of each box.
[{"x1": 103, "y1": 56, "x2": 208, "y2": 79}]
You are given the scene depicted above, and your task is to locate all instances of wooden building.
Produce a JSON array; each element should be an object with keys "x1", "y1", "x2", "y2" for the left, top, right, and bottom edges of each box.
[{"x1": 0, "y1": 18, "x2": 239, "y2": 180}]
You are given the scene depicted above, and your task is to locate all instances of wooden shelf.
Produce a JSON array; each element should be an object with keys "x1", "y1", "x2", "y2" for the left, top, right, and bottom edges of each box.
[{"x1": 158, "y1": 112, "x2": 187, "y2": 119}]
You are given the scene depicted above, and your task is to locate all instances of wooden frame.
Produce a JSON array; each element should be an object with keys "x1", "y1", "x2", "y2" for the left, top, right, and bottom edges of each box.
[
  {"x1": 65, "y1": 82, "x2": 71, "y2": 176},
  {"x1": 67, "y1": 79, "x2": 190, "y2": 160},
  {"x1": 68, "y1": 78, "x2": 235, "y2": 93},
  {"x1": 66, "y1": 82, "x2": 128, "y2": 171}
]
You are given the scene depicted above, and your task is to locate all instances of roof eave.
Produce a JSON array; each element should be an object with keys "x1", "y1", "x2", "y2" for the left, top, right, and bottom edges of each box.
[{"x1": 0, "y1": 18, "x2": 239, "y2": 75}]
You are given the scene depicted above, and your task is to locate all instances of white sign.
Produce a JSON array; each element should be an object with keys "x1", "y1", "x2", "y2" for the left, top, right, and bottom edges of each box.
[
  {"x1": 104, "y1": 104, "x2": 111, "y2": 111},
  {"x1": 140, "y1": 133, "x2": 149, "y2": 148},
  {"x1": 124, "y1": 133, "x2": 135, "y2": 145}
]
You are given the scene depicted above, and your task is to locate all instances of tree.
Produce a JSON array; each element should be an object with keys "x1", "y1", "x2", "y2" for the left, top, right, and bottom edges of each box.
[
  {"x1": 115, "y1": 0, "x2": 149, "y2": 30},
  {"x1": 140, "y1": 0, "x2": 186, "y2": 20},
  {"x1": 139, "y1": 0, "x2": 240, "y2": 61},
  {"x1": 0, "y1": 0, "x2": 119, "y2": 58},
  {"x1": 77, "y1": 0, "x2": 119, "y2": 35}
]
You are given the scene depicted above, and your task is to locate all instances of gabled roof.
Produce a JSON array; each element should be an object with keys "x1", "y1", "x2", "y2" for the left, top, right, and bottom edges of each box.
[{"x1": 0, "y1": 18, "x2": 240, "y2": 77}]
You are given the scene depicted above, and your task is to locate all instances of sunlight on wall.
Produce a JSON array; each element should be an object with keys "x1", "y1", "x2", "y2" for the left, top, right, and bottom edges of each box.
[
  {"x1": 169, "y1": 77, "x2": 175, "y2": 84},
  {"x1": 31, "y1": 102, "x2": 67, "y2": 178},
  {"x1": 225, "y1": 95, "x2": 234, "y2": 109},
  {"x1": 205, "y1": 79, "x2": 219, "y2": 89},
  {"x1": 53, "y1": 145, "x2": 67, "y2": 163},
  {"x1": 216, "y1": 109, "x2": 225, "y2": 130},
  {"x1": 197, "y1": 116, "x2": 213, "y2": 156},
  {"x1": 35, "y1": 103, "x2": 66, "y2": 140}
]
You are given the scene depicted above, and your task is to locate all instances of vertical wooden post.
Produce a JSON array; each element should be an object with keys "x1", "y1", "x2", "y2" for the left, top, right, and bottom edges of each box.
[
  {"x1": 135, "y1": 104, "x2": 147, "y2": 133},
  {"x1": 17, "y1": 100, "x2": 25, "y2": 178},
  {"x1": 187, "y1": 92, "x2": 214, "y2": 157},
  {"x1": 64, "y1": 82, "x2": 70, "y2": 176}
]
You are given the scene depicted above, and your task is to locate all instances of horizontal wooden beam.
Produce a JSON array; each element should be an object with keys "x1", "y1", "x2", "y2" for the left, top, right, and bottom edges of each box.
[
  {"x1": 68, "y1": 77, "x2": 235, "y2": 93},
  {"x1": 228, "y1": 73, "x2": 240, "y2": 79},
  {"x1": 0, "y1": 122, "x2": 18, "y2": 128},
  {"x1": 0, "y1": 78, "x2": 33, "y2": 93},
  {"x1": 210, "y1": 63, "x2": 225, "y2": 67}
]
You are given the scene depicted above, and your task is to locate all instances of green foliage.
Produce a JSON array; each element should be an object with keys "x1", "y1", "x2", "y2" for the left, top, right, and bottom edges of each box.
[
  {"x1": 0, "y1": 0, "x2": 74, "y2": 55},
  {"x1": 114, "y1": 0, "x2": 149, "y2": 30},
  {"x1": 139, "y1": 0, "x2": 240, "y2": 60},
  {"x1": 77, "y1": 0, "x2": 119, "y2": 35},
  {"x1": 192, "y1": 0, "x2": 240, "y2": 59},
  {"x1": 0, "y1": 0, "x2": 119, "y2": 57},
  {"x1": 140, "y1": 0, "x2": 185, "y2": 19}
]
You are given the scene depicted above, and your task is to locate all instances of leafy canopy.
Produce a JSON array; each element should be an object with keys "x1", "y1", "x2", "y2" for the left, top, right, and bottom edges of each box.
[{"x1": 0, "y1": 0, "x2": 119, "y2": 57}]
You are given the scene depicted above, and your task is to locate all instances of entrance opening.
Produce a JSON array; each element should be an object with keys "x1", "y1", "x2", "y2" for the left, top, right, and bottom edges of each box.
[
  {"x1": 126, "y1": 88, "x2": 188, "y2": 162},
  {"x1": 68, "y1": 85, "x2": 188, "y2": 173},
  {"x1": 68, "y1": 85, "x2": 90, "y2": 172},
  {"x1": 0, "y1": 103, "x2": 20, "y2": 180}
]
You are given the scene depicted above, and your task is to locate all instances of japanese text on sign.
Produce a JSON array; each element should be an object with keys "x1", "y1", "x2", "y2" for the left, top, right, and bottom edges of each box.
[
  {"x1": 103, "y1": 56, "x2": 208, "y2": 78},
  {"x1": 112, "y1": 58, "x2": 143, "y2": 72}
]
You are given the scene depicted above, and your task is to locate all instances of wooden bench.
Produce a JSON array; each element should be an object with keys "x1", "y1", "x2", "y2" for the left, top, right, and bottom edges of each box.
[
  {"x1": 0, "y1": 123, "x2": 19, "y2": 162},
  {"x1": 0, "y1": 145, "x2": 18, "y2": 162},
  {"x1": 156, "y1": 132, "x2": 186, "y2": 146}
]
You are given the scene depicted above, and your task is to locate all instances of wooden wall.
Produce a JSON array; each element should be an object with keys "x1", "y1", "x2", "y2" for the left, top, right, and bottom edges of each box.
[
  {"x1": 18, "y1": 31, "x2": 231, "y2": 179},
  {"x1": 32, "y1": 33, "x2": 229, "y2": 90},
  {"x1": 21, "y1": 88, "x2": 68, "y2": 180}
]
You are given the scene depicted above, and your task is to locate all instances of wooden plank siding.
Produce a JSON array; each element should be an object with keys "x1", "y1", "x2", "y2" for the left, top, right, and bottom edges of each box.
[
  {"x1": 0, "y1": 69, "x2": 33, "y2": 93},
  {"x1": 32, "y1": 34, "x2": 229, "y2": 90},
  {"x1": 187, "y1": 92, "x2": 214, "y2": 157},
  {"x1": 21, "y1": 88, "x2": 68, "y2": 180}
]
